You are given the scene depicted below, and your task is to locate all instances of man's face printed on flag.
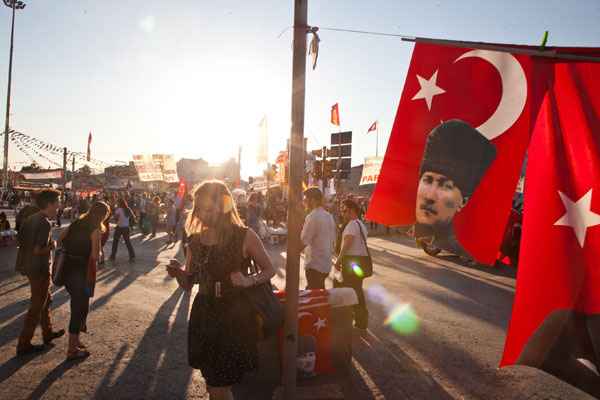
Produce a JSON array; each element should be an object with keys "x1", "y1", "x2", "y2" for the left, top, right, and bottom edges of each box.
[{"x1": 416, "y1": 171, "x2": 465, "y2": 227}]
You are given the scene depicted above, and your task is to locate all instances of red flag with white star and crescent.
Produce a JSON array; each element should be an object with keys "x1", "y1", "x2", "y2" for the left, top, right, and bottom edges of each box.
[
  {"x1": 366, "y1": 42, "x2": 545, "y2": 264},
  {"x1": 501, "y1": 60, "x2": 600, "y2": 398},
  {"x1": 276, "y1": 289, "x2": 333, "y2": 375}
]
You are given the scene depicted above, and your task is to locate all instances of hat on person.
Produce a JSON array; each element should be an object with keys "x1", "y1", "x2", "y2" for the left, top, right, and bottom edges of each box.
[{"x1": 419, "y1": 119, "x2": 497, "y2": 198}]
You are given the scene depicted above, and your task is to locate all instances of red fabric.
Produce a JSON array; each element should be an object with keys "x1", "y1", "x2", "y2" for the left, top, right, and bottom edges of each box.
[
  {"x1": 176, "y1": 178, "x2": 186, "y2": 207},
  {"x1": 330, "y1": 103, "x2": 340, "y2": 127},
  {"x1": 276, "y1": 289, "x2": 334, "y2": 375},
  {"x1": 501, "y1": 61, "x2": 600, "y2": 366},
  {"x1": 366, "y1": 42, "x2": 544, "y2": 264}
]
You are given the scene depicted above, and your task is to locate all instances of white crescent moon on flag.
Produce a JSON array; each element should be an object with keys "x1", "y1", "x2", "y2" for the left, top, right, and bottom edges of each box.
[
  {"x1": 298, "y1": 312, "x2": 313, "y2": 320},
  {"x1": 454, "y1": 50, "x2": 527, "y2": 141}
]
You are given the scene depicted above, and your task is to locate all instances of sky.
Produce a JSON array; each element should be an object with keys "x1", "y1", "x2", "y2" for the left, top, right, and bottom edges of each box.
[{"x1": 0, "y1": 0, "x2": 599, "y2": 178}]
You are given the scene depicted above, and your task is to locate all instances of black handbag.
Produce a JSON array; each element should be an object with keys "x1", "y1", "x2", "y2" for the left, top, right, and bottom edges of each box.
[
  {"x1": 242, "y1": 260, "x2": 284, "y2": 339},
  {"x1": 341, "y1": 220, "x2": 373, "y2": 279}
]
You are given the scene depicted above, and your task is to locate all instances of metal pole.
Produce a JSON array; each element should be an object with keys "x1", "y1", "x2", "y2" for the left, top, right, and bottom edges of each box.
[
  {"x1": 63, "y1": 147, "x2": 67, "y2": 196},
  {"x1": 376, "y1": 123, "x2": 379, "y2": 158},
  {"x1": 2, "y1": 1, "x2": 16, "y2": 190},
  {"x1": 282, "y1": 0, "x2": 307, "y2": 398}
]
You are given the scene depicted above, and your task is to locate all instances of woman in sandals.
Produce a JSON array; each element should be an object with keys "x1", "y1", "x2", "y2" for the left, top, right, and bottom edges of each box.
[
  {"x1": 59, "y1": 201, "x2": 110, "y2": 360},
  {"x1": 168, "y1": 180, "x2": 276, "y2": 400}
]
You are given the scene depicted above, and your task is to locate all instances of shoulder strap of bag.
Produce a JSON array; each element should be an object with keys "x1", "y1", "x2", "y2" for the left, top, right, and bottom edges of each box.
[{"x1": 356, "y1": 220, "x2": 371, "y2": 259}]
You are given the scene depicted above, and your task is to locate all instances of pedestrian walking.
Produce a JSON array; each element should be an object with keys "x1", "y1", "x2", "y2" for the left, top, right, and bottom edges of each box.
[
  {"x1": 166, "y1": 199, "x2": 177, "y2": 244},
  {"x1": 335, "y1": 198, "x2": 371, "y2": 329},
  {"x1": 15, "y1": 189, "x2": 65, "y2": 356},
  {"x1": 109, "y1": 199, "x2": 136, "y2": 263},
  {"x1": 167, "y1": 180, "x2": 277, "y2": 400},
  {"x1": 99, "y1": 209, "x2": 111, "y2": 265},
  {"x1": 301, "y1": 187, "x2": 337, "y2": 290},
  {"x1": 0, "y1": 211, "x2": 10, "y2": 231},
  {"x1": 59, "y1": 201, "x2": 110, "y2": 360},
  {"x1": 246, "y1": 192, "x2": 260, "y2": 234},
  {"x1": 147, "y1": 196, "x2": 160, "y2": 237}
]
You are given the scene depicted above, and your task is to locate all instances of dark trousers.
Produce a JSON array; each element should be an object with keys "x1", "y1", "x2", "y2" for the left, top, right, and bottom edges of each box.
[
  {"x1": 18, "y1": 275, "x2": 53, "y2": 349},
  {"x1": 64, "y1": 271, "x2": 90, "y2": 334},
  {"x1": 338, "y1": 272, "x2": 369, "y2": 329},
  {"x1": 150, "y1": 216, "x2": 158, "y2": 236},
  {"x1": 305, "y1": 268, "x2": 328, "y2": 290},
  {"x1": 110, "y1": 227, "x2": 135, "y2": 259}
]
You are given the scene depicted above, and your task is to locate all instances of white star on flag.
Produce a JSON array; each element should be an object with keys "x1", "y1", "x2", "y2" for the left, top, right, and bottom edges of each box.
[
  {"x1": 411, "y1": 70, "x2": 446, "y2": 111},
  {"x1": 313, "y1": 317, "x2": 327, "y2": 332},
  {"x1": 554, "y1": 189, "x2": 600, "y2": 247}
]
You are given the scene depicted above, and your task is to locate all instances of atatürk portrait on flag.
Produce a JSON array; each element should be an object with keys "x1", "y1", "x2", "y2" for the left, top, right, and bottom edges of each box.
[{"x1": 414, "y1": 119, "x2": 496, "y2": 258}]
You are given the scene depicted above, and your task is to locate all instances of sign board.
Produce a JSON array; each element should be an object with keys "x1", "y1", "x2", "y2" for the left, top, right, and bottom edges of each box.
[
  {"x1": 21, "y1": 169, "x2": 64, "y2": 180},
  {"x1": 331, "y1": 131, "x2": 352, "y2": 145},
  {"x1": 133, "y1": 154, "x2": 179, "y2": 182},
  {"x1": 360, "y1": 157, "x2": 383, "y2": 186},
  {"x1": 334, "y1": 158, "x2": 352, "y2": 171},
  {"x1": 327, "y1": 144, "x2": 352, "y2": 158},
  {"x1": 153, "y1": 154, "x2": 179, "y2": 183}
]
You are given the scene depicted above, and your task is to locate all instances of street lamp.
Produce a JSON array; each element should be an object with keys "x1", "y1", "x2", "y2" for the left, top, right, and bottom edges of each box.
[{"x1": 1, "y1": 0, "x2": 26, "y2": 190}]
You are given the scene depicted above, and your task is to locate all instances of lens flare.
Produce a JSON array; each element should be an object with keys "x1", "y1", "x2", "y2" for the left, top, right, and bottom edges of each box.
[
  {"x1": 384, "y1": 304, "x2": 420, "y2": 335},
  {"x1": 366, "y1": 284, "x2": 420, "y2": 336},
  {"x1": 351, "y1": 262, "x2": 365, "y2": 278}
]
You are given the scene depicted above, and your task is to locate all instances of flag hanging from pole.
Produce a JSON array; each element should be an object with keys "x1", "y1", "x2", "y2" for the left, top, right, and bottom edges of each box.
[
  {"x1": 367, "y1": 121, "x2": 378, "y2": 134},
  {"x1": 257, "y1": 116, "x2": 268, "y2": 164},
  {"x1": 86, "y1": 132, "x2": 92, "y2": 162},
  {"x1": 366, "y1": 42, "x2": 541, "y2": 264},
  {"x1": 330, "y1": 103, "x2": 340, "y2": 126},
  {"x1": 500, "y1": 60, "x2": 600, "y2": 399}
]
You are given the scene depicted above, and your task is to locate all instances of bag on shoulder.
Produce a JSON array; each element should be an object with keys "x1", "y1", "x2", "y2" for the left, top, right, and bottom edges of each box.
[
  {"x1": 52, "y1": 247, "x2": 67, "y2": 286},
  {"x1": 242, "y1": 260, "x2": 284, "y2": 339}
]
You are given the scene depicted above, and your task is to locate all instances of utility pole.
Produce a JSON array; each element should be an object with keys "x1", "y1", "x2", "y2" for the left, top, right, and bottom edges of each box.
[
  {"x1": 321, "y1": 145, "x2": 327, "y2": 192},
  {"x1": 282, "y1": 0, "x2": 307, "y2": 398},
  {"x1": 2, "y1": 0, "x2": 26, "y2": 190},
  {"x1": 62, "y1": 147, "x2": 67, "y2": 199}
]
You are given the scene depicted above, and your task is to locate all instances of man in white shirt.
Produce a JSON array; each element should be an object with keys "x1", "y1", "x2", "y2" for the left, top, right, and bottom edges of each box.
[
  {"x1": 335, "y1": 198, "x2": 370, "y2": 329},
  {"x1": 301, "y1": 187, "x2": 336, "y2": 290}
]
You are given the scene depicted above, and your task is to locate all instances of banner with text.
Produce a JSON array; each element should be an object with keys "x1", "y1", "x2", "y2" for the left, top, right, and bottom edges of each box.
[{"x1": 359, "y1": 157, "x2": 383, "y2": 186}]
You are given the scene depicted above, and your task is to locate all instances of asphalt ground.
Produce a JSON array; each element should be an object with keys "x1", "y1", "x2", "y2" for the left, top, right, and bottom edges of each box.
[{"x1": 0, "y1": 224, "x2": 594, "y2": 399}]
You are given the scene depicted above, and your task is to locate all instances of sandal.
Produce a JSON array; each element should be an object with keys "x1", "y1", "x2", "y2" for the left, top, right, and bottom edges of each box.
[
  {"x1": 77, "y1": 343, "x2": 87, "y2": 349},
  {"x1": 67, "y1": 349, "x2": 90, "y2": 361}
]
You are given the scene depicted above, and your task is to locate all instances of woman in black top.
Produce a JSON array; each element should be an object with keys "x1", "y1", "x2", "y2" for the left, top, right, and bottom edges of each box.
[
  {"x1": 59, "y1": 201, "x2": 110, "y2": 361},
  {"x1": 168, "y1": 180, "x2": 276, "y2": 400}
]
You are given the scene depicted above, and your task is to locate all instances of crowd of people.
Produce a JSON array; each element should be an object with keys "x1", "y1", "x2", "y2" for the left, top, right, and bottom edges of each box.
[{"x1": 9, "y1": 181, "x2": 374, "y2": 400}]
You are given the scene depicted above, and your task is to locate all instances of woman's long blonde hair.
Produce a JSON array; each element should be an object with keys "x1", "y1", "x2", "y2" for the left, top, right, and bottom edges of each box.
[
  {"x1": 185, "y1": 180, "x2": 244, "y2": 241},
  {"x1": 79, "y1": 201, "x2": 111, "y2": 233}
]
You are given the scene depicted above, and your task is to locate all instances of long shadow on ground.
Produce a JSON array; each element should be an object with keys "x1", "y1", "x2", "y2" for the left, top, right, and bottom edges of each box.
[{"x1": 96, "y1": 288, "x2": 193, "y2": 400}]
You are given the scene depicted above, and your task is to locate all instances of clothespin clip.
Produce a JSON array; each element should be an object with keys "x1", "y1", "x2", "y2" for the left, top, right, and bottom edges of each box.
[{"x1": 540, "y1": 30, "x2": 549, "y2": 51}]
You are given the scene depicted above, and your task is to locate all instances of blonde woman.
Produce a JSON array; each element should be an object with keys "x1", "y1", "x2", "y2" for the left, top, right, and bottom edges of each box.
[{"x1": 167, "y1": 180, "x2": 276, "y2": 400}]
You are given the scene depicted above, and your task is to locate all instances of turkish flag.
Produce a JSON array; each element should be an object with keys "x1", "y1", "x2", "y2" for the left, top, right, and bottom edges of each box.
[
  {"x1": 367, "y1": 121, "x2": 378, "y2": 134},
  {"x1": 330, "y1": 103, "x2": 340, "y2": 127},
  {"x1": 367, "y1": 42, "x2": 545, "y2": 263},
  {"x1": 277, "y1": 289, "x2": 334, "y2": 375},
  {"x1": 501, "y1": 60, "x2": 600, "y2": 397}
]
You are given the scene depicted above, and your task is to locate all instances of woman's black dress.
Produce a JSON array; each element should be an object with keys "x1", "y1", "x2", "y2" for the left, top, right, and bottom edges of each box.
[{"x1": 187, "y1": 225, "x2": 259, "y2": 387}]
